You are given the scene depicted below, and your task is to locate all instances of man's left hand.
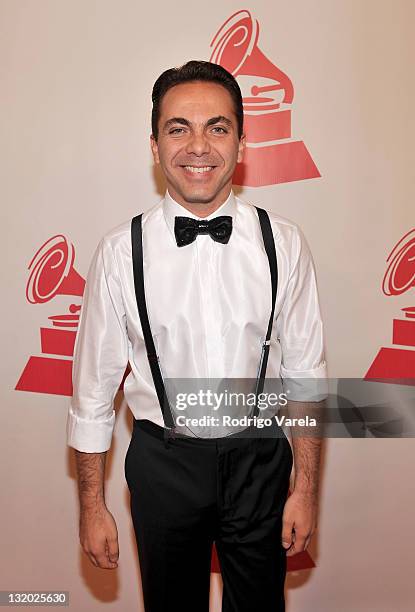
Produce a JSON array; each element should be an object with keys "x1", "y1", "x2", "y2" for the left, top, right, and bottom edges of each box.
[{"x1": 281, "y1": 489, "x2": 318, "y2": 556}]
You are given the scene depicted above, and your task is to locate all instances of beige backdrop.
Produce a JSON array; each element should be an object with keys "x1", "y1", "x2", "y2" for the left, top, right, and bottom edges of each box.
[{"x1": 1, "y1": 0, "x2": 414, "y2": 610}]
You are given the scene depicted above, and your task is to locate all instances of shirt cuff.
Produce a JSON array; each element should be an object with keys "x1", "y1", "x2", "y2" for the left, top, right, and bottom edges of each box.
[
  {"x1": 66, "y1": 405, "x2": 115, "y2": 453},
  {"x1": 280, "y1": 361, "x2": 329, "y2": 401}
]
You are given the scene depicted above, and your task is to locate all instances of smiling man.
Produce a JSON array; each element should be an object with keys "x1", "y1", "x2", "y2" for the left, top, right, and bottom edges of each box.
[
  {"x1": 150, "y1": 78, "x2": 244, "y2": 213},
  {"x1": 67, "y1": 60, "x2": 328, "y2": 612}
]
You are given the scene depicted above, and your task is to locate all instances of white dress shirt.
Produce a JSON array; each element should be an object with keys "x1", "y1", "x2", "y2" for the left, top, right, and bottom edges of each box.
[{"x1": 66, "y1": 189, "x2": 328, "y2": 452}]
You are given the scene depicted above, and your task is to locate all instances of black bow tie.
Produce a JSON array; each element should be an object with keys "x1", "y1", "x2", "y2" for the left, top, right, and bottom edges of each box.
[{"x1": 174, "y1": 215, "x2": 233, "y2": 247}]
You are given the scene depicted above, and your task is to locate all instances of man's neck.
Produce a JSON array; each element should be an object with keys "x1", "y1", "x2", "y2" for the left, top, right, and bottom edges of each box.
[{"x1": 166, "y1": 188, "x2": 232, "y2": 219}]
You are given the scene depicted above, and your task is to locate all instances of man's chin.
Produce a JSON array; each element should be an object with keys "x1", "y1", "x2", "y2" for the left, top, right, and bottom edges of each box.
[
  {"x1": 176, "y1": 184, "x2": 229, "y2": 205},
  {"x1": 181, "y1": 193, "x2": 217, "y2": 204}
]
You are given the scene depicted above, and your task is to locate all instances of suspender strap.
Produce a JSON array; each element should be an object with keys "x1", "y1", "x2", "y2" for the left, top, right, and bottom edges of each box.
[
  {"x1": 252, "y1": 206, "x2": 278, "y2": 418},
  {"x1": 131, "y1": 214, "x2": 175, "y2": 428}
]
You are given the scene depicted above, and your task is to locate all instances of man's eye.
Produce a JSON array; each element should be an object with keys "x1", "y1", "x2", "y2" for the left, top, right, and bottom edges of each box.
[
  {"x1": 212, "y1": 127, "x2": 228, "y2": 134},
  {"x1": 169, "y1": 128, "x2": 185, "y2": 134}
]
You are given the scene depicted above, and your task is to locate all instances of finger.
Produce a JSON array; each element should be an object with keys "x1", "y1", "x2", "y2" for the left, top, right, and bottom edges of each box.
[
  {"x1": 292, "y1": 532, "x2": 307, "y2": 553},
  {"x1": 107, "y1": 536, "x2": 119, "y2": 563},
  {"x1": 281, "y1": 520, "x2": 294, "y2": 549},
  {"x1": 87, "y1": 553, "x2": 99, "y2": 567},
  {"x1": 95, "y1": 551, "x2": 117, "y2": 569},
  {"x1": 304, "y1": 534, "x2": 312, "y2": 550}
]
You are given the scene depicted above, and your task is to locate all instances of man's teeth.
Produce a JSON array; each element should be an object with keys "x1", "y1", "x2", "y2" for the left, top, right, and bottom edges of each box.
[{"x1": 183, "y1": 166, "x2": 214, "y2": 173}]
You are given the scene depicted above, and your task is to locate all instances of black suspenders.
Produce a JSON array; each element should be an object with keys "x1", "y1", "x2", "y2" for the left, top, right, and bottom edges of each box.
[
  {"x1": 131, "y1": 206, "x2": 278, "y2": 430},
  {"x1": 253, "y1": 207, "x2": 278, "y2": 418},
  {"x1": 131, "y1": 214, "x2": 175, "y2": 429}
]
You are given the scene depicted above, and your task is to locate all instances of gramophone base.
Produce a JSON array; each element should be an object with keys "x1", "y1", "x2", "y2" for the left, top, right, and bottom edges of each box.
[
  {"x1": 233, "y1": 140, "x2": 321, "y2": 187},
  {"x1": 15, "y1": 356, "x2": 73, "y2": 396},
  {"x1": 364, "y1": 347, "x2": 415, "y2": 386}
]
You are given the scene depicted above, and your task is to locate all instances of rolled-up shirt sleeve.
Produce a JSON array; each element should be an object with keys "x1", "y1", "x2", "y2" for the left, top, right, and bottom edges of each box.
[
  {"x1": 276, "y1": 225, "x2": 328, "y2": 401},
  {"x1": 66, "y1": 236, "x2": 129, "y2": 452}
]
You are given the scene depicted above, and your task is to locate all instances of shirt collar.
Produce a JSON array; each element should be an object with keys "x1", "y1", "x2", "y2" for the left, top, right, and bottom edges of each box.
[{"x1": 163, "y1": 188, "x2": 237, "y2": 241}]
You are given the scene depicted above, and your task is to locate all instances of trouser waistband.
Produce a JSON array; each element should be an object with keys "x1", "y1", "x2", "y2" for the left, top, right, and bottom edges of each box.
[{"x1": 133, "y1": 417, "x2": 281, "y2": 446}]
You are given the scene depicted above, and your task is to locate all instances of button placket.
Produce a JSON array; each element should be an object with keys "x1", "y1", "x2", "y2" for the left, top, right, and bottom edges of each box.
[{"x1": 196, "y1": 235, "x2": 223, "y2": 379}]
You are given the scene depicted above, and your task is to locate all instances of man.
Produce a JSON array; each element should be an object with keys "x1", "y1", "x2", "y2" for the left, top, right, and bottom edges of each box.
[{"x1": 67, "y1": 60, "x2": 327, "y2": 611}]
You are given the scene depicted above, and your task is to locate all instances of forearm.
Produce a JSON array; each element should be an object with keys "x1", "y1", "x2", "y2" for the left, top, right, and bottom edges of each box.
[
  {"x1": 74, "y1": 450, "x2": 107, "y2": 512},
  {"x1": 286, "y1": 399, "x2": 325, "y2": 497}
]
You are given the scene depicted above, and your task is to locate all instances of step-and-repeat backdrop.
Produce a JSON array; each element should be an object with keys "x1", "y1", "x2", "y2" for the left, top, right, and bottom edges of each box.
[{"x1": 2, "y1": 1, "x2": 414, "y2": 610}]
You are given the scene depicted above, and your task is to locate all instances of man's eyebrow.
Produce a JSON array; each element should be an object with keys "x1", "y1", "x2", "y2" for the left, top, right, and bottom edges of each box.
[
  {"x1": 205, "y1": 115, "x2": 233, "y2": 128},
  {"x1": 163, "y1": 117, "x2": 191, "y2": 130},
  {"x1": 163, "y1": 115, "x2": 233, "y2": 130}
]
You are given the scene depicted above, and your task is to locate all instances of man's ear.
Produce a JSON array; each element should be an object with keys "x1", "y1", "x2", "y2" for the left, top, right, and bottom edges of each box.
[
  {"x1": 150, "y1": 134, "x2": 160, "y2": 164},
  {"x1": 237, "y1": 133, "x2": 246, "y2": 164}
]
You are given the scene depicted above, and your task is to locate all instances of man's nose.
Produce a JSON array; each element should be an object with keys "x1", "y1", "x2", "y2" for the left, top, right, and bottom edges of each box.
[{"x1": 185, "y1": 131, "x2": 211, "y2": 156}]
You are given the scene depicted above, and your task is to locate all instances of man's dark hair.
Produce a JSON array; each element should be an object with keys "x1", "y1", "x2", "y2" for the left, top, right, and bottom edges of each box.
[{"x1": 151, "y1": 60, "x2": 244, "y2": 141}]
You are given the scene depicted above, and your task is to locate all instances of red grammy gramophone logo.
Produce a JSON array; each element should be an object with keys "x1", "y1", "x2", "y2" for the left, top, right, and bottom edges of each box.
[
  {"x1": 15, "y1": 235, "x2": 85, "y2": 396},
  {"x1": 209, "y1": 9, "x2": 320, "y2": 187},
  {"x1": 365, "y1": 228, "x2": 415, "y2": 384}
]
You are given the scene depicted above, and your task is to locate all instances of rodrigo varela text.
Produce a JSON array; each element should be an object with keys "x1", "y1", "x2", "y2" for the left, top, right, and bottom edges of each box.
[{"x1": 175, "y1": 415, "x2": 317, "y2": 428}]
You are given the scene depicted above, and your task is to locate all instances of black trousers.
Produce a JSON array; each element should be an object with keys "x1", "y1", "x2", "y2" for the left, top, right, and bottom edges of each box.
[{"x1": 124, "y1": 418, "x2": 293, "y2": 612}]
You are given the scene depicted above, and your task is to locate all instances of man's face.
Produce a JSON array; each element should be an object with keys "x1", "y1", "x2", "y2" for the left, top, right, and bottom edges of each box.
[{"x1": 150, "y1": 81, "x2": 245, "y2": 209}]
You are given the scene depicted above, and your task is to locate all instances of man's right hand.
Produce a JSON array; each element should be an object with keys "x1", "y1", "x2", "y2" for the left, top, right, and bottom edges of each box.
[{"x1": 79, "y1": 505, "x2": 119, "y2": 569}]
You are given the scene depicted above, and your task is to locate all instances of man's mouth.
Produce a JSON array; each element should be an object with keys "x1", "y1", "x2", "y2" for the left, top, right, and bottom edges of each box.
[{"x1": 180, "y1": 165, "x2": 216, "y2": 174}]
